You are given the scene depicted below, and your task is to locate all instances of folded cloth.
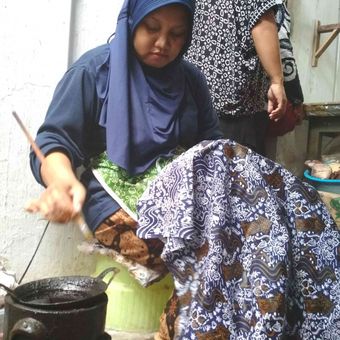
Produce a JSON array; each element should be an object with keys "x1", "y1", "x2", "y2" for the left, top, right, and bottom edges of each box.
[
  {"x1": 77, "y1": 241, "x2": 162, "y2": 287},
  {"x1": 137, "y1": 139, "x2": 340, "y2": 339}
]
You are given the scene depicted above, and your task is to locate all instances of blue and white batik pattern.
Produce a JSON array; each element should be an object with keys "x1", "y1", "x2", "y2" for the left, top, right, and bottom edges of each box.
[{"x1": 137, "y1": 140, "x2": 340, "y2": 339}]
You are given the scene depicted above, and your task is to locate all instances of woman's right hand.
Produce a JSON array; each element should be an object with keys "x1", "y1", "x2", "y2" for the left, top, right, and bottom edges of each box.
[
  {"x1": 26, "y1": 179, "x2": 86, "y2": 223},
  {"x1": 25, "y1": 152, "x2": 86, "y2": 223}
]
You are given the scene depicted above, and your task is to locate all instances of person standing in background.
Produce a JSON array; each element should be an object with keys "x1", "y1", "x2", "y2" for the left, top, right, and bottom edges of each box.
[
  {"x1": 185, "y1": 0, "x2": 287, "y2": 155},
  {"x1": 265, "y1": 1, "x2": 305, "y2": 149},
  {"x1": 277, "y1": 1, "x2": 304, "y2": 122}
]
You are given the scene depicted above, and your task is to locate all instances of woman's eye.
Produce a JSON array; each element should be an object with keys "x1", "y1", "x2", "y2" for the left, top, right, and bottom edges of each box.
[
  {"x1": 145, "y1": 24, "x2": 159, "y2": 32},
  {"x1": 171, "y1": 31, "x2": 187, "y2": 38}
]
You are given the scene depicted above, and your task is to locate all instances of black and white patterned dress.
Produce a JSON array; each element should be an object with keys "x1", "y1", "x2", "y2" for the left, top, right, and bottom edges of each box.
[
  {"x1": 278, "y1": 2, "x2": 304, "y2": 105},
  {"x1": 185, "y1": 0, "x2": 283, "y2": 118}
]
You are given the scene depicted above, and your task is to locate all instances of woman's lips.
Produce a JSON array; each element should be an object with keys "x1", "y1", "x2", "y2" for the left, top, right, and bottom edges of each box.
[{"x1": 150, "y1": 52, "x2": 167, "y2": 58}]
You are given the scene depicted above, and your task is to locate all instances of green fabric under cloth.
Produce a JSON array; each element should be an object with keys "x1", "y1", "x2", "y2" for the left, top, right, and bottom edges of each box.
[{"x1": 91, "y1": 150, "x2": 184, "y2": 220}]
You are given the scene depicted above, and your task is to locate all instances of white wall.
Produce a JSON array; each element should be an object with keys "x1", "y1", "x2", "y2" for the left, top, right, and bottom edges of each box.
[
  {"x1": 0, "y1": 0, "x2": 123, "y2": 282},
  {"x1": 290, "y1": 0, "x2": 340, "y2": 102},
  {"x1": 68, "y1": 0, "x2": 125, "y2": 63}
]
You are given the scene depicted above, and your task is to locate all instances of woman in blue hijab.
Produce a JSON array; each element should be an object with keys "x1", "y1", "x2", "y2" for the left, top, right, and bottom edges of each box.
[
  {"x1": 29, "y1": 0, "x2": 222, "y2": 225},
  {"x1": 28, "y1": 0, "x2": 222, "y2": 330}
]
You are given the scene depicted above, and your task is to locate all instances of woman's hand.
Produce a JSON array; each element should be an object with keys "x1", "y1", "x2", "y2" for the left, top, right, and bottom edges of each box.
[
  {"x1": 267, "y1": 82, "x2": 287, "y2": 121},
  {"x1": 25, "y1": 152, "x2": 86, "y2": 223},
  {"x1": 251, "y1": 10, "x2": 287, "y2": 121},
  {"x1": 26, "y1": 179, "x2": 86, "y2": 223}
]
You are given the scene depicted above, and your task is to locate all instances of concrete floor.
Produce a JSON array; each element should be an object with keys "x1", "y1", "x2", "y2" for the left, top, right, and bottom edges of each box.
[
  {"x1": 108, "y1": 330, "x2": 154, "y2": 339},
  {"x1": 0, "y1": 331, "x2": 154, "y2": 340}
]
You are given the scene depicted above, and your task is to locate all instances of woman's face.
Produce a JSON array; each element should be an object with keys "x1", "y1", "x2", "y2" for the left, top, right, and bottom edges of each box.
[{"x1": 133, "y1": 4, "x2": 190, "y2": 68}]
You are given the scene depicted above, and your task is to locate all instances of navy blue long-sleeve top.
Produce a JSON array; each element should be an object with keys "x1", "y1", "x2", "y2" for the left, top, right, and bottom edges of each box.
[{"x1": 30, "y1": 44, "x2": 223, "y2": 231}]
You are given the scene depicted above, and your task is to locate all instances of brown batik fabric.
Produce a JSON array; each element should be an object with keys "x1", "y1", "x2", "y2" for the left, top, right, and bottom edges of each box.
[
  {"x1": 94, "y1": 208, "x2": 168, "y2": 276},
  {"x1": 154, "y1": 291, "x2": 180, "y2": 340}
]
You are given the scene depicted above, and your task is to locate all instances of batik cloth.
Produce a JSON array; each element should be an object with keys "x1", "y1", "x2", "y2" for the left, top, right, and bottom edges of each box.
[
  {"x1": 91, "y1": 150, "x2": 182, "y2": 286},
  {"x1": 94, "y1": 208, "x2": 168, "y2": 285},
  {"x1": 137, "y1": 139, "x2": 340, "y2": 339}
]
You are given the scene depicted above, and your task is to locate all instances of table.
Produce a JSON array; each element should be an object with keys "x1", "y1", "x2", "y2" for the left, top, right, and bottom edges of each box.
[{"x1": 304, "y1": 102, "x2": 340, "y2": 160}]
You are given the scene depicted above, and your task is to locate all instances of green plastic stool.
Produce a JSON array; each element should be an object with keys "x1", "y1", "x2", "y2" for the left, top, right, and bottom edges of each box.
[{"x1": 94, "y1": 255, "x2": 174, "y2": 332}]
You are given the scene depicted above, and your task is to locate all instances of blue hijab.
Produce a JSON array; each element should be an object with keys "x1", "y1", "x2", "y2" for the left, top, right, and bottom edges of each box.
[{"x1": 98, "y1": 0, "x2": 195, "y2": 175}]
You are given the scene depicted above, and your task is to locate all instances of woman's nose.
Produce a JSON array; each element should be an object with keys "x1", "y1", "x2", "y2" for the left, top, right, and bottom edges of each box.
[{"x1": 154, "y1": 34, "x2": 169, "y2": 49}]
